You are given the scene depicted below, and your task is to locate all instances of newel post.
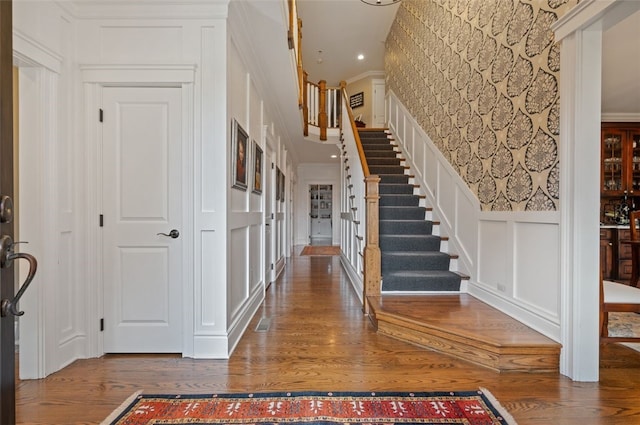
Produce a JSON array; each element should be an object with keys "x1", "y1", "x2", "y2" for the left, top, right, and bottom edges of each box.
[
  {"x1": 318, "y1": 80, "x2": 328, "y2": 141},
  {"x1": 363, "y1": 175, "x2": 381, "y2": 314}
]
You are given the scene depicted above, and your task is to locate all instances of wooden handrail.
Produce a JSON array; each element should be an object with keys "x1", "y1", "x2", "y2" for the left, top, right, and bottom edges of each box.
[
  {"x1": 340, "y1": 81, "x2": 370, "y2": 177},
  {"x1": 339, "y1": 81, "x2": 380, "y2": 313},
  {"x1": 287, "y1": 0, "x2": 295, "y2": 49}
]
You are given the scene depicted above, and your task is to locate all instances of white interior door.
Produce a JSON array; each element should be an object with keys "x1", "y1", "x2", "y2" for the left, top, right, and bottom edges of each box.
[
  {"x1": 102, "y1": 86, "x2": 182, "y2": 353},
  {"x1": 264, "y1": 146, "x2": 273, "y2": 288},
  {"x1": 372, "y1": 79, "x2": 386, "y2": 128}
]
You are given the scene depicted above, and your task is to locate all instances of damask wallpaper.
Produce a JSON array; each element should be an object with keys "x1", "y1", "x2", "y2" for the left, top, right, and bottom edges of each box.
[{"x1": 385, "y1": 0, "x2": 579, "y2": 211}]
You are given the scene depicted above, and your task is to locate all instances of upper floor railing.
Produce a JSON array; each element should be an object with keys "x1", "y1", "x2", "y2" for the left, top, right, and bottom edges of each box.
[{"x1": 303, "y1": 75, "x2": 341, "y2": 141}]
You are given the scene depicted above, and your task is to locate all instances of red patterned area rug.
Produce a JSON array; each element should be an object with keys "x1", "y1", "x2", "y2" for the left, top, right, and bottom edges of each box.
[
  {"x1": 101, "y1": 390, "x2": 517, "y2": 425},
  {"x1": 300, "y1": 245, "x2": 341, "y2": 256}
]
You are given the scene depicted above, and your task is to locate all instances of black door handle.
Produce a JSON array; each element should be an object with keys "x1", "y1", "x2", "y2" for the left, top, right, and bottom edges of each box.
[
  {"x1": 157, "y1": 229, "x2": 180, "y2": 239},
  {"x1": 0, "y1": 236, "x2": 38, "y2": 317}
]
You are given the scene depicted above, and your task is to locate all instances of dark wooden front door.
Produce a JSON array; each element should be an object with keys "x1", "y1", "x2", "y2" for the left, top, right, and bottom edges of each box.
[{"x1": 0, "y1": 1, "x2": 15, "y2": 423}]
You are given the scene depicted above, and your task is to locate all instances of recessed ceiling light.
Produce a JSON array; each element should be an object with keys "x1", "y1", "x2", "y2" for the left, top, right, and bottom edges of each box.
[
  {"x1": 357, "y1": 54, "x2": 365, "y2": 61},
  {"x1": 331, "y1": 154, "x2": 337, "y2": 158}
]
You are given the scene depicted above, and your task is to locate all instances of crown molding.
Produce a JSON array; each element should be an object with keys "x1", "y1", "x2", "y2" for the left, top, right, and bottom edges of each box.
[
  {"x1": 55, "y1": 0, "x2": 230, "y2": 20},
  {"x1": 601, "y1": 113, "x2": 640, "y2": 122}
]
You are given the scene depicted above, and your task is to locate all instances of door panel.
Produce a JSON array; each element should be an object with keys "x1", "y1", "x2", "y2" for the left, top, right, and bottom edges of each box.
[
  {"x1": 264, "y1": 148, "x2": 273, "y2": 288},
  {"x1": 102, "y1": 86, "x2": 182, "y2": 353},
  {"x1": 373, "y1": 80, "x2": 385, "y2": 128}
]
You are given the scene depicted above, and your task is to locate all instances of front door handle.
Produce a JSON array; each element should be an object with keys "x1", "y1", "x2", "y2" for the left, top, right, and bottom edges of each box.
[
  {"x1": 0, "y1": 236, "x2": 38, "y2": 317},
  {"x1": 157, "y1": 229, "x2": 180, "y2": 239}
]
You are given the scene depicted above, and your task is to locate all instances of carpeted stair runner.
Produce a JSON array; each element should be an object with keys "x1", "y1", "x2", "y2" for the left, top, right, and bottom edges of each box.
[{"x1": 359, "y1": 129, "x2": 462, "y2": 292}]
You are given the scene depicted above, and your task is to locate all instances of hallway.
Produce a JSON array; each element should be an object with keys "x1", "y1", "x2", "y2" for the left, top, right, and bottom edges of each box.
[{"x1": 16, "y1": 249, "x2": 640, "y2": 424}]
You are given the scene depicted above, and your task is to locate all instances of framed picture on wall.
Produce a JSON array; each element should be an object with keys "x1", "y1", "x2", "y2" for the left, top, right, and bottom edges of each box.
[
  {"x1": 252, "y1": 141, "x2": 263, "y2": 195},
  {"x1": 232, "y1": 119, "x2": 248, "y2": 191},
  {"x1": 275, "y1": 167, "x2": 282, "y2": 200},
  {"x1": 279, "y1": 170, "x2": 285, "y2": 203}
]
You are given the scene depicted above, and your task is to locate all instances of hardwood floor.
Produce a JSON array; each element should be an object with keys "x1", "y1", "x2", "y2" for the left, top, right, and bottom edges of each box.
[{"x1": 16, "y1": 249, "x2": 640, "y2": 424}]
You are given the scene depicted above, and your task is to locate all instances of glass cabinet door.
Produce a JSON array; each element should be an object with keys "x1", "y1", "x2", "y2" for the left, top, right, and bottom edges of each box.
[
  {"x1": 630, "y1": 131, "x2": 640, "y2": 195},
  {"x1": 602, "y1": 130, "x2": 624, "y2": 194}
]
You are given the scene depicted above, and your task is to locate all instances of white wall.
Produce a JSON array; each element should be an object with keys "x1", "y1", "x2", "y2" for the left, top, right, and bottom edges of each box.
[
  {"x1": 387, "y1": 91, "x2": 562, "y2": 342},
  {"x1": 13, "y1": 0, "x2": 297, "y2": 379},
  {"x1": 295, "y1": 163, "x2": 341, "y2": 246},
  {"x1": 14, "y1": 0, "x2": 85, "y2": 379}
]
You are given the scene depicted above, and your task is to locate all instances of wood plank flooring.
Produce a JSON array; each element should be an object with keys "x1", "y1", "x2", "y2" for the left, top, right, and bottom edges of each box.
[{"x1": 15, "y1": 249, "x2": 640, "y2": 424}]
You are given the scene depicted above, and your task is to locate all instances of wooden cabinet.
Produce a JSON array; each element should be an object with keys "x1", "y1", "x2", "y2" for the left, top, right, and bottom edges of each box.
[
  {"x1": 600, "y1": 227, "x2": 635, "y2": 281},
  {"x1": 309, "y1": 184, "x2": 332, "y2": 245},
  {"x1": 617, "y1": 229, "x2": 633, "y2": 280},
  {"x1": 600, "y1": 228, "x2": 615, "y2": 280},
  {"x1": 601, "y1": 123, "x2": 640, "y2": 197}
]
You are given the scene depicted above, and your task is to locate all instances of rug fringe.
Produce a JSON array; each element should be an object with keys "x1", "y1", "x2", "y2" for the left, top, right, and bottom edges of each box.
[
  {"x1": 100, "y1": 390, "x2": 143, "y2": 425},
  {"x1": 479, "y1": 387, "x2": 518, "y2": 425}
]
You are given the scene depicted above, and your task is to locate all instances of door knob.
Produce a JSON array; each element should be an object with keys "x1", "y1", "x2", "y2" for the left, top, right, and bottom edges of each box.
[{"x1": 157, "y1": 229, "x2": 180, "y2": 239}]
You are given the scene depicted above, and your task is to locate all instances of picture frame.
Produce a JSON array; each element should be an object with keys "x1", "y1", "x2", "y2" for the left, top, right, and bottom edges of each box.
[
  {"x1": 349, "y1": 91, "x2": 364, "y2": 109},
  {"x1": 252, "y1": 141, "x2": 263, "y2": 195},
  {"x1": 275, "y1": 167, "x2": 282, "y2": 200},
  {"x1": 232, "y1": 119, "x2": 249, "y2": 191},
  {"x1": 279, "y1": 170, "x2": 285, "y2": 203}
]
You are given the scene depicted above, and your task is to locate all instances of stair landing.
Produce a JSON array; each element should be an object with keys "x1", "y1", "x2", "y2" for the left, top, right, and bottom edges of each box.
[{"x1": 367, "y1": 294, "x2": 561, "y2": 373}]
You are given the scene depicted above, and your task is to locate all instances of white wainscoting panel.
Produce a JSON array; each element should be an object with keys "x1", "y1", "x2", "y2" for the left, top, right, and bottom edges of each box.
[
  {"x1": 477, "y1": 220, "x2": 509, "y2": 292},
  {"x1": 198, "y1": 230, "x2": 224, "y2": 329},
  {"x1": 248, "y1": 223, "x2": 263, "y2": 293},
  {"x1": 514, "y1": 221, "x2": 560, "y2": 319},
  {"x1": 100, "y1": 26, "x2": 183, "y2": 63},
  {"x1": 229, "y1": 227, "x2": 249, "y2": 318}
]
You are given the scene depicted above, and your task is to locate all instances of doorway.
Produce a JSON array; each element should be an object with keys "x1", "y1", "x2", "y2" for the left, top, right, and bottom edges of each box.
[{"x1": 309, "y1": 184, "x2": 332, "y2": 245}]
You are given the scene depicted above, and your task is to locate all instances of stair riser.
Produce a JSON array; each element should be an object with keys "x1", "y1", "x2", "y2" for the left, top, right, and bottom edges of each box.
[
  {"x1": 379, "y1": 195, "x2": 420, "y2": 207},
  {"x1": 363, "y1": 150, "x2": 398, "y2": 158},
  {"x1": 369, "y1": 166, "x2": 406, "y2": 175},
  {"x1": 381, "y1": 253, "x2": 450, "y2": 271},
  {"x1": 363, "y1": 145, "x2": 400, "y2": 158},
  {"x1": 381, "y1": 275, "x2": 461, "y2": 291},
  {"x1": 379, "y1": 175, "x2": 410, "y2": 184},
  {"x1": 379, "y1": 207, "x2": 425, "y2": 220},
  {"x1": 359, "y1": 133, "x2": 390, "y2": 139},
  {"x1": 380, "y1": 220, "x2": 433, "y2": 234},
  {"x1": 380, "y1": 236, "x2": 441, "y2": 252},
  {"x1": 367, "y1": 158, "x2": 402, "y2": 166},
  {"x1": 379, "y1": 184, "x2": 415, "y2": 195}
]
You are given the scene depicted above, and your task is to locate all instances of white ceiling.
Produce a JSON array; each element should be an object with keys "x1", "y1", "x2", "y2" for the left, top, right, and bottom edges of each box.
[
  {"x1": 297, "y1": 0, "x2": 400, "y2": 86},
  {"x1": 242, "y1": 0, "x2": 640, "y2": 165},
  {"x1": 602, "y1": 9, "x2": 640, "y2": 116}
]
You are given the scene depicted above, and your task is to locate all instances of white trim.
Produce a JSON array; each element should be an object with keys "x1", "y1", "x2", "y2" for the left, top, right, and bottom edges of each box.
[
  {"x1": 601, "y1": 113, "x2": 640, "y2": 122},
  {"x1": 56, "y1": 0, "x2": 230, "y2": 20},
  {"x1": 13, "y1": 30, "x2": 63, "y2": 73},
  {"x1": 345, "y1": 70, "x2": 386, "y2": 85},
  {"x1": 553, "y1": 0, "x2": 640, "y2": 381},
  {"x1": 552, "y1": 0, "x2": 616, "y2": 40},
  {"x1": 81, "y1": 65, "x2": 196, "y2": 85}
]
